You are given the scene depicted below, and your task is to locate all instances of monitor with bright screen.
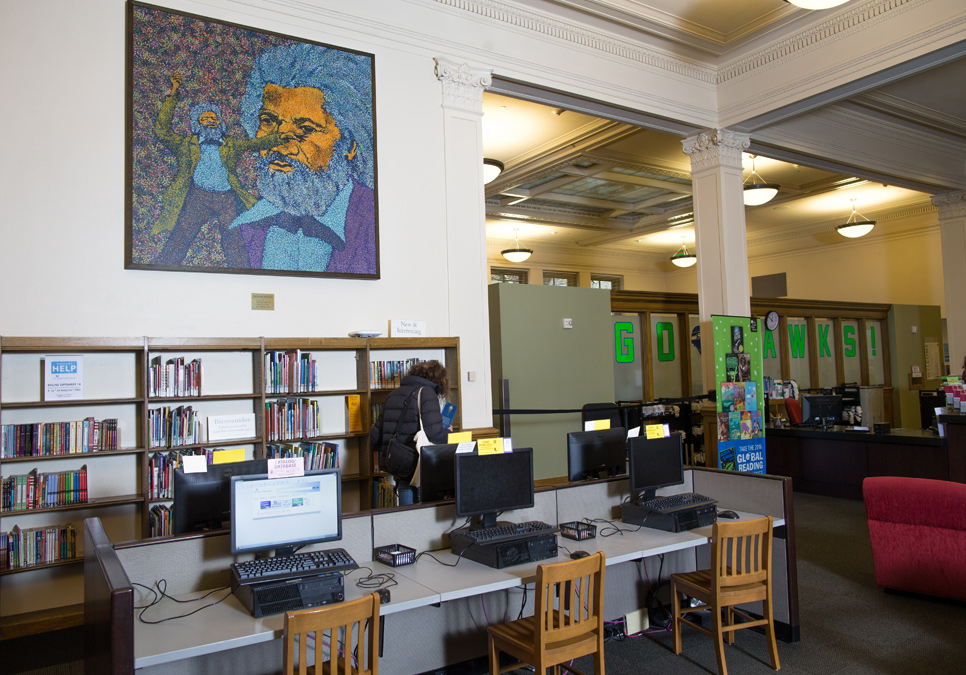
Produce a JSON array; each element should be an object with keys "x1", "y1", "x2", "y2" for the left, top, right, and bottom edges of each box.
[
  {"x1": 420, "y1": 443, "x2": 458, "y2": 502},
  {"x1": 230, "y1": 469, "x2": 342, "y2": 557},
  {"x1": 628, "y1": 434, "x2": 684, "y2": 502},
  {"x1": 801, "y1": 394, "x2": 843, "y2": 425},
  {"x1": 173, "y1": 459, "x2": 268, "y2": 535},
  {"x1": 455, "y1": 448, "x2": 534, "y2": 529},
  {"x1": 567, "y1": 427, "x2": 627, "y2": 481}
]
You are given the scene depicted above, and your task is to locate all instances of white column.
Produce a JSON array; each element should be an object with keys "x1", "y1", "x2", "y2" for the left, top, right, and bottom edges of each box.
[
  {"x1": 434, "y1": 57, "x2": 494, "y2": 429},
  {"x1": 681, "y1": 128, "x2": 752, "y2": 392},
  {"x1": 933, "y1": 190, "x2": 966, "y2": 377}
]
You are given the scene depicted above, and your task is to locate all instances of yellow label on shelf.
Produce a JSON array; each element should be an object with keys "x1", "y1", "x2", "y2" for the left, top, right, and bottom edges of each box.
[
  {"x1": 477, "y1": 438, "x2": 505, "y2": 455},
  {"x1": 448, "y1": 431, "x2": 472, "y2": 443},
  {"x1": 346, "y1": 394, "x2": 362, "y2": 433},
  {"x1": 645, "y1": 424, "x2": 669, "y2": 439},
  {"x1": 591, "y1": 419, "x2": 610, "y2": 430},
  {"x1": 212, "y1": 447, "x2": 246, "y2": 464}
]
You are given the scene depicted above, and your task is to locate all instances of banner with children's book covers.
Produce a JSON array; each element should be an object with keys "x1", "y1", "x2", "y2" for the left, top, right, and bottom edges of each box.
[{"x1": 713, "y1": 315, "x2": 766, "y2": 474}]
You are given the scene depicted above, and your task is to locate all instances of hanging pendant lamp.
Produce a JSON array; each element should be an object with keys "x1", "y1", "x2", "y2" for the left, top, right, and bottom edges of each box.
[
  {"x1": 836, "y1": 199, "x2": 876, "y2": 238},
  {"x1": 743, "y1": 155, "x2": 780, "y2": 206}
]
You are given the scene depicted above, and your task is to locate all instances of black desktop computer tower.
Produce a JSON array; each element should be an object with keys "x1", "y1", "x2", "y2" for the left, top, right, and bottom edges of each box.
[
  {"x1": 450, "y1": 532, "x2": 558, "y2": 569},
  {"x1": 621, "y1": 502, "x2": 717, "y2": 533},
  {"x1": 231, "y1": 570, "x2": 345, "y2": 617}
]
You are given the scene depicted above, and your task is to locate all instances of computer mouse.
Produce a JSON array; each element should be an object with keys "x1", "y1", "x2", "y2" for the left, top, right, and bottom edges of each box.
[
  {"x1": 717, "y1": 510, "x2": 739, "y2": 520},
  {"x1": 570, "y1": 550, "x2": 591, "y2": 559}
]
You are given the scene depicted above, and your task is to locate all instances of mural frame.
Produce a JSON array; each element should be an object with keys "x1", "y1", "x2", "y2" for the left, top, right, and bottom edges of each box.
[{"x1": 125, "y1": 1, "x2": 379, "y2": 279}]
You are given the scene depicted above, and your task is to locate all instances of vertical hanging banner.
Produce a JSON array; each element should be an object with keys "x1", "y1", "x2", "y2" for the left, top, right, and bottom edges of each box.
[{"x1": 713, "y1": 316, "x2": 767, "y2": 474}]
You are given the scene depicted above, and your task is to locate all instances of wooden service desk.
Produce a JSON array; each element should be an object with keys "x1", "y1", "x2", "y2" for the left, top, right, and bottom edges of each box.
[
  {"x1": 105, "y1": 467, "x2": 796, "y2": 674},
  {"x1": 766, "y1": 425, "x2": 949, "y2": 499}
]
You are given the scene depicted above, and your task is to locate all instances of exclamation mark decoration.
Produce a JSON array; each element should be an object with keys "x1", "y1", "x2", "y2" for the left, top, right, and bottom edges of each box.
[{"x1": 871, "y1": 326, "x2": 876, "y2": 355}]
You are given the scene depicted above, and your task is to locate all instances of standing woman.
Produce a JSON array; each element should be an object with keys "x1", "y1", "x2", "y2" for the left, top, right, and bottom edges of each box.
[{"x1": 369, "y1": 360, "x2": 450, "y2": 505}]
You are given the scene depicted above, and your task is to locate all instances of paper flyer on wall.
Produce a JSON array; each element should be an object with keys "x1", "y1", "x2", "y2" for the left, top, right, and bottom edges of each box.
[{"x1": 713, "y1": 316, "x2": 766, "y2": 474}]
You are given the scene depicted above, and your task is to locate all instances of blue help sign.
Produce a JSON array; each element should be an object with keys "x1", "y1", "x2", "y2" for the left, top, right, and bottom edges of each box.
[{"x1": 44, "y1": 354, "x2": 84, "y2": 401}]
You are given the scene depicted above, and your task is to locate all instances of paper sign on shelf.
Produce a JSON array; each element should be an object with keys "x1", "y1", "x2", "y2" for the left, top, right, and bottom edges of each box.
[
  {"x1": 182, "y1": 455, "x2": 208, "y2": 474},
  {"x1": 389, "y1": 319, "x2": 426, "y2": 337},
  {"x1": 448, "y1": 431, "x2": 472, "y2": 443},
  {"x1": 43, "y1": 354, "x2": 83, "y2": 401},
  {"x1": 645, "y1": 424, "x2": 669, "y2": 439},
  {"x1": 208, "y1": 413, "x2": 256, "y2": 442},
  {"x1": 477, "y1": 438, "x2": 505, "y2": 455},
  {"x1": 584, "y1": 419, "x2": 611, "y2": 431},
  {"x1": 627, "y1": 426, "x2": 641, "y2": 438},
  {"x1": 455, "y1": 441, "x2": 478, "y2": 454},
  {"x1": 212, "y1": 447, "x2": 246, "y2": 464},
  {"x1": 269, "y1": 457, "x2": 305, "y2": 478}
]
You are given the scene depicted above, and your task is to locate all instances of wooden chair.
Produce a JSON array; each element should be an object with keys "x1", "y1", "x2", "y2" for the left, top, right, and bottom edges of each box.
[
  {"x1": 488, "y1": 551, "x2": 605, "y2": 675},
  {"x1": 283, "y1": 593, "x2": 381, "y2": 675},
  {"x1": 671, "y1": 516, "x2": 780, "y2": 675}
]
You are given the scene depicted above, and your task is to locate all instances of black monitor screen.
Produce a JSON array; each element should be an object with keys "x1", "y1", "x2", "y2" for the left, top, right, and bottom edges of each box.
[
  {"x1": 567, "y1": 427, "x2": 627, "y2": 482},
  {"x1": 628, "y1": 435, "x2": 684, "y2": 502},
  {"x1": 801, "y1": 394, "x2": 843, "y2": 425},
  {"x1": 420, "y1": 444, "x2": 459, "y2": 502},
  {"x1": 173, "y1": 459, "x2": 268, "y2": 535},
  {"x1": 455, "y1": 448, "x2": 534, "y2": 529},
  {"x1": 230, "y1": 469, "x2": 342, "y2": 556}
]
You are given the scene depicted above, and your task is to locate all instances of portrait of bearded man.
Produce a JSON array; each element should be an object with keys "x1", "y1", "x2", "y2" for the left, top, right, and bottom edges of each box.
[{"x1": 230, "y1": 43, "x2": 377, "y2": 275}]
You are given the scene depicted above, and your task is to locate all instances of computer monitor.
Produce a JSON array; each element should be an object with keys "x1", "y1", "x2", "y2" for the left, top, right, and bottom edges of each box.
[
  {"x1": 566, "y1": 427, "x2": 627, "y2": 482},
  {"x1": 455, "y1": 448, "x2": 534, "y2": 529},
  {"x1": 801, "y1": 394, "x2": 843, "y2": 425},
  {"x1": 172, "y1": 459, "x2": 268, "y2": 535},
  {"x1": 419, "y1": 443, "x2": 459, "y2": 502},
  {"x1": 230, "y1": 468, "x2": 342, "y2": 557},
  {"x1": 627, "y1": 434, "x2": 684, "y2": 503}
]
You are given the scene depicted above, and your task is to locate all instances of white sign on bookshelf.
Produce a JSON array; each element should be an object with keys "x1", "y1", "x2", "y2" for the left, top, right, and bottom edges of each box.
[
  {"x1": 389, "y1": 319, "x2": 426, "y2": 337},
  {"x1": 43, "y1": 355, "x2": 83, "y2": 401},
  {"x1": 207, "y1": 413, "x2": 256, "y2": 442}
]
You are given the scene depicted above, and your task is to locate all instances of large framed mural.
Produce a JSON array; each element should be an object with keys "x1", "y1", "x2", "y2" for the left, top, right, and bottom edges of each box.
[{"x1": 125, "y1": 2, "x2": 379, "y2": 278}]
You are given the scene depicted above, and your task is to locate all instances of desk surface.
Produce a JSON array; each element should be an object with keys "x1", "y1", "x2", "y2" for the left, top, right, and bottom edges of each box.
[{"x1": 132, "y1": 510, "x2": 780, "y2": 669}]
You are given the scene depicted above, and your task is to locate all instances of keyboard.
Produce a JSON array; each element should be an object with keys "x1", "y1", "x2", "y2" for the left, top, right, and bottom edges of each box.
[
  {"x1": 231, "y1": 547, "x2": 359, "y2": 584},
  {"x1": 460, "y1": 521, "x2": 558, "y2": 545},
  {"x1": 640, "y1": 492, "x2": 717, "y2": 513}
]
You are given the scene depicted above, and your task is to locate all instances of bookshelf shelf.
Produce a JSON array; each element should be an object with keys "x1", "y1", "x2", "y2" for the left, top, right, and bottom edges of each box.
[
  {"x1": 147, "y1": 393, "x2": 260, "y2": 403},
  {"x1": 1, "y1": 494, "x2": 143, "y2": 516},
  {"x1": 0, "y1": 556, "x2": 82, "y2": 576},
  {"x1": 0, "y1": 448, "x2": 143, "y2": 463},
  {"x1": 1, "y1": 397, "x2": 142, "y2": 409}
]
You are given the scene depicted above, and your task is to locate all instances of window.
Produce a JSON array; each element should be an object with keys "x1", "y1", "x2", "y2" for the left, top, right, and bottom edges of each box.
[
  {"x1": 591, "y1": 274, "x2": 623, "y2": 291},
  {"x1": 543, "y1": 270, "x2": 578, "y2": 287},
  {"x1": 491, "y1": 268, "x2": 529, "y2": 284}
]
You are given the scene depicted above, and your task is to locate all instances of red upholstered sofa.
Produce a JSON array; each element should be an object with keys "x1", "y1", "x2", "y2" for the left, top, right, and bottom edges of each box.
[{"x1": 863, "y1": 476, "x2": 966, "y2": 601}]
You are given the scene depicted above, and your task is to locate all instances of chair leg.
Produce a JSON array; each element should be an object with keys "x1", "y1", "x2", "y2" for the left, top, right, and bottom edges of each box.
[
  {"x1": 724, "y1": 606, "x2": 735, "y2": 644},
  {"x1": 488, "y1": 635, "x2": 500, "y2": 675},
  {"x1": 763, "y1": 597, "x2": 781, "y2": 671},
  {"x1": 672, "y1": 583, "x2": 683, "y2": 655},
  {"x1": 712, "y1": 606, "x2": 728, "y2": 675}
]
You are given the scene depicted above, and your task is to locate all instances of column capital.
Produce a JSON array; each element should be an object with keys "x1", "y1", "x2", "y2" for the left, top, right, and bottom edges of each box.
[
  {"x1": 932, "y1": 190, "x2": 966, "y2": 220},
  {"x1": 434, "y1": 57, "x2": 492, "y2": 114},
  {"x1": 681, "y1": 129, "x2": 750, "y2": 171}
]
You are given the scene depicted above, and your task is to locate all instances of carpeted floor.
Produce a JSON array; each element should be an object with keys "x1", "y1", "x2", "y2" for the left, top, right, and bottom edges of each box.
[{"x1": 6, "y1": 492, "x2": 965, "y2": 674}]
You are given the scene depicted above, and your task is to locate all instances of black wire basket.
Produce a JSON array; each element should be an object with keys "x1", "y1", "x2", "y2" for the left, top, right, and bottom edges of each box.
[
  {"x1": 374, "y1": 544, "x2": 416, "y2": 567},
  {"x1": 558, "y1": 521, "x2": 597, "y2": 541}
]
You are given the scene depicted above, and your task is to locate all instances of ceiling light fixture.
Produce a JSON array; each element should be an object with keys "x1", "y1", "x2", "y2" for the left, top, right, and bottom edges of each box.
[
  {"x1": 743, "y1": 155, "x2": 780, "y2": 206},
  {"x1": 669, "y1": 239, "x2": 697, "y2": 268},
  {"x1": 784, "y1": 0, "x2": 850, "y2": 9},
  {"x1": 501, "y1": 228, "x2": 533, "y2": 263},
  {"x1": 837, "y1": 199, "x2": 876, "y2": 238},
  {"x1": 483, "y1": 158, "x2": 504, "y2": 184}
]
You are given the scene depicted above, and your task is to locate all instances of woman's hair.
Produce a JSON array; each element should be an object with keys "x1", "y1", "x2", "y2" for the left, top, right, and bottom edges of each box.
[{"x1": 407, "y1": 360, "x2": 449, "y2": 397}]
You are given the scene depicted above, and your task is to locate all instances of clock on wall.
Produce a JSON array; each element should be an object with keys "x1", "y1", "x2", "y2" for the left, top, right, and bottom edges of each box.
[{"x1": 765, "y1": 311, "x2": 780, "y2": 331}]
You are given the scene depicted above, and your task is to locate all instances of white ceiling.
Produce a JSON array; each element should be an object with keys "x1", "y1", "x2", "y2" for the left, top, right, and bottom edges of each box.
[{"x1": 483, "y1": 1, "x2": 966, "y2": 266}]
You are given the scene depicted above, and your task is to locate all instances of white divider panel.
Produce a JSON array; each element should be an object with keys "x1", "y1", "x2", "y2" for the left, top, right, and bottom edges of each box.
[{"x1": 690, "y1": 468, "x2": 786, "y2": 517}]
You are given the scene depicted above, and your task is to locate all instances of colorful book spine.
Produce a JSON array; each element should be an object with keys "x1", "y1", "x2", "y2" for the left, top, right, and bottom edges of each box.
[
  {"x1": 2, "y1": 523, "x2": 78, "y2": 569},
  {"x1": 1, "y1": 418, "x2": 119, "y2": 458},
  {"x1": 1, "y1": 465, "x2": 88, "y2": 512}
]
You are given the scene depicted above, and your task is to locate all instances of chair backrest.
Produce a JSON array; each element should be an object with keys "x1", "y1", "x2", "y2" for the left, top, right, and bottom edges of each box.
[
  {"x1": 784, "y1": 397, "x2": 803, "y2": 425},
  {"x1": 581, "y1": 402, "x2": 621, "y2": 429},
  {"x1": 533, "y1": 551, "x2": 606, "y2": 649},
  {"x1": 283, "y1": 592, "x2": 381, "y2": 675},
  {"x1": 710, "y1": 516, "x2": 773, "y2": 592}
]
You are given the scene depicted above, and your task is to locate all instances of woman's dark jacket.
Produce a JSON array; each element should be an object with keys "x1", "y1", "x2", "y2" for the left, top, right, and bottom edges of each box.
[{"x1": 368, "y1": 375, "x2": 449, "y2": 474}]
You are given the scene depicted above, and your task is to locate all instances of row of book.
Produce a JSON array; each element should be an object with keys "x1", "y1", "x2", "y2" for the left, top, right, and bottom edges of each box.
[
  {"x1": 370, "y1": 401, "x2": 385, "y2": 425},
  {"x1": 721, "y1": 381, "x2": 759, "y2": 413},
  {"x1": 149, "y1": 356, "x2": 203, "y2": 398},
  {"x1": 369, "y1": 358, "x2": 426, "y2": 390},
  {"x1": 265, "y1": 350, "x2": 320, "y2": 394},
  {"x1": 149, "y1": 504, "x2": 173, "y2": 537},
  {"x1": 264, "y1": 398, "x2": 322, "y2": 442},
  {"x1": 1, "y1": 417, "x2": 119, "y2": 458},
  {"x1": 1, "y1": 465, "x2": 88, "y2": 512},
  {"x1": 267, "y1": 441, "x2": 340, "y2": 470},
  {"x1": 149, "y1": 405, "x2": 204, "y2": 448},
  {"x1": 717, "y1": 411, "x2": 764, "y2": 442},
  {"x1": 148, "y1": 449, "x2": 208, "y2": 499},
  {"x1": 372, "y1": 476, "x2": 397, "y2": 508},
  {"x1": 0, "y1": 524, "x2": 78, "y2": 570}
]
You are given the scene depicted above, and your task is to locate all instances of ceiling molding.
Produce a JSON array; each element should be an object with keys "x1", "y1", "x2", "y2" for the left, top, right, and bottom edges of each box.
[{"x1": 850, "y1": 91, "x2": 966, "y2": 141}]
